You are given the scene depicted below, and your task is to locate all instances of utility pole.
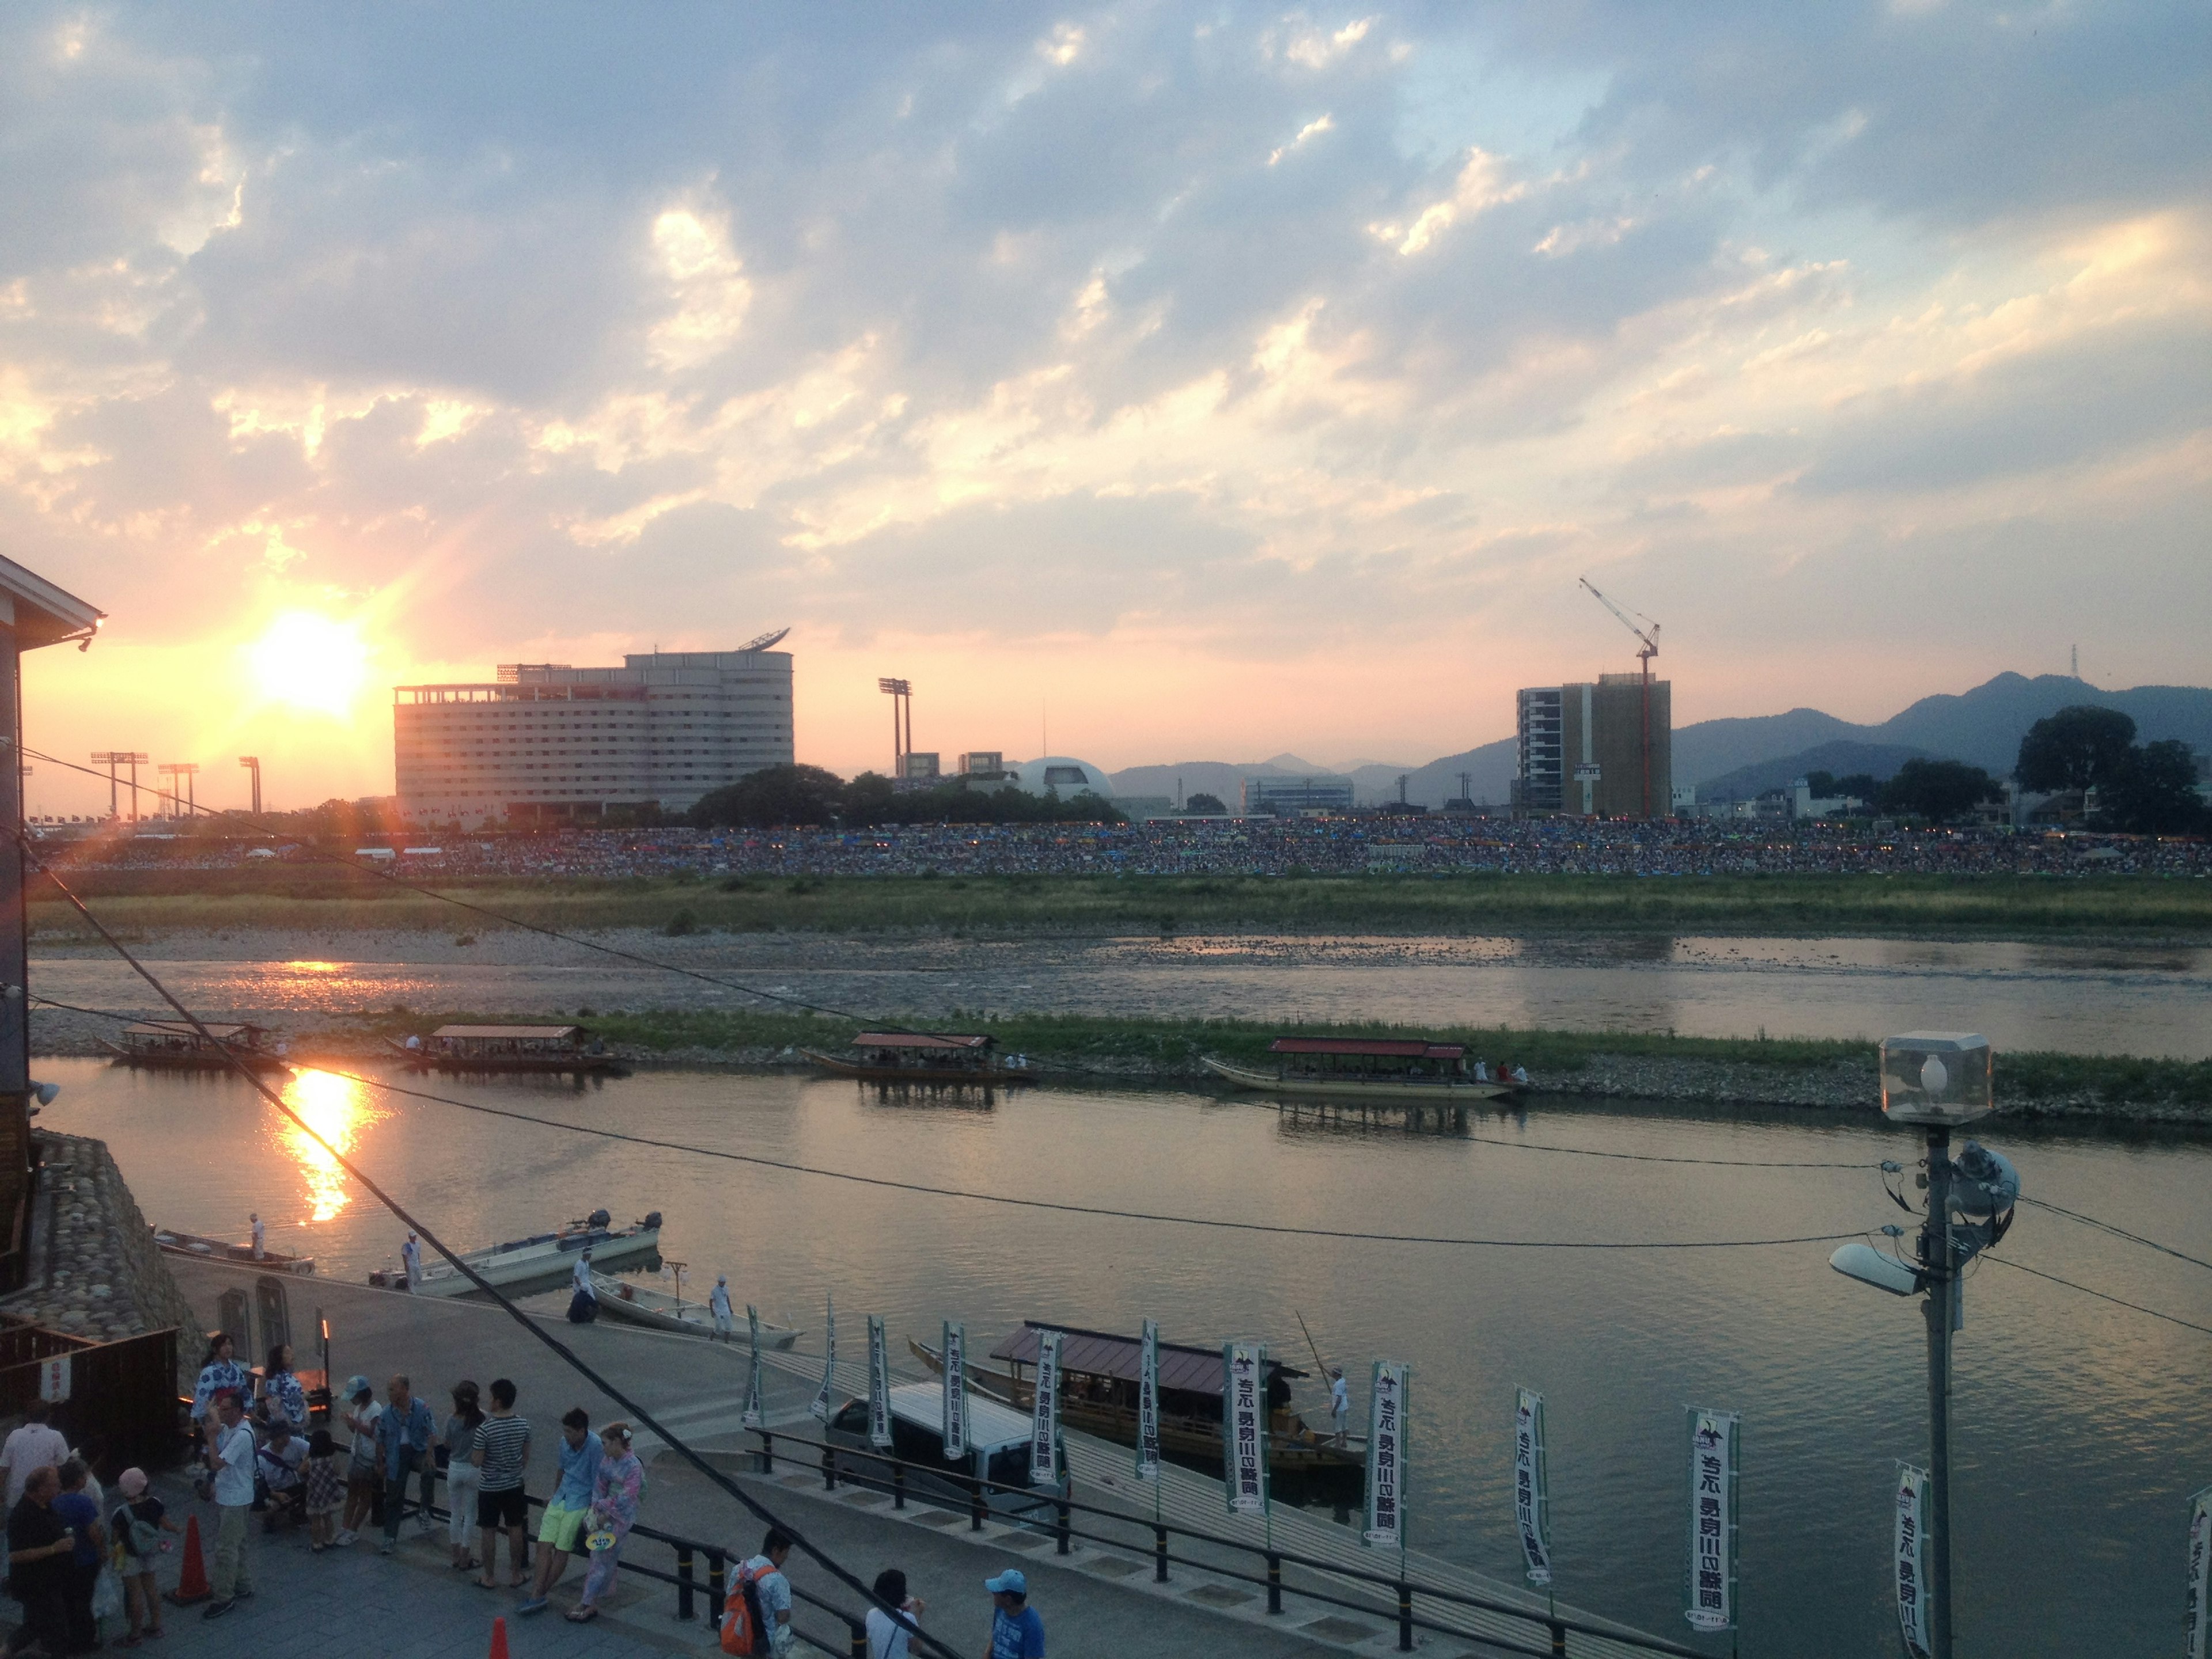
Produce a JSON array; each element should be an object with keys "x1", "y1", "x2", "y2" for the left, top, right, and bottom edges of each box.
[
  {"x1": 877, "y1": 679, "x2": 912, "y2": 776},
  {"x1": 239, "y1": 756, "x2": 261, "y2": 816},
  {"x1": 1921, "y1": 1124, "x2": 1956, "y2": 1659}
]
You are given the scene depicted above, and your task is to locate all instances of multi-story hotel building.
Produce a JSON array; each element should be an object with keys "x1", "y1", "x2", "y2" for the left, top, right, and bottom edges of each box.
[
  {"x1": 1514, "y1": 676, "x2": 1672, "y2": 818},
  {"x1": 395, "y1": 647, "x2": 794, "y2": 823}
]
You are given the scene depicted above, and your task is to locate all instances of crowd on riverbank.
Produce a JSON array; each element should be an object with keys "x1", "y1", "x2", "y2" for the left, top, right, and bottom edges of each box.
[{"x1": 41, "y1": 815, "x2": 2212, "y2": 880}]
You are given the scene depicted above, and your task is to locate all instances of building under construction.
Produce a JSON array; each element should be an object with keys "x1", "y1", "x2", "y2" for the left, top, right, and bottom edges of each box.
[
  {"x1": 394, "y1": 645, "x2": 793, "y2": 823},
  {"x1": 1514, "y1": 676, "x2": 1673, "y2": 817}
]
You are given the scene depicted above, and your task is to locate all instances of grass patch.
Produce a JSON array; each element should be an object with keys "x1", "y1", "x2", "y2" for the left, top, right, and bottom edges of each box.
[{"x1": 30, "y1": 869, "x2": 2212, "y2": 940}]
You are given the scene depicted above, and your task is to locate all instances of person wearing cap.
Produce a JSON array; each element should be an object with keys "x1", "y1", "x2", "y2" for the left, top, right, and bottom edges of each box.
[
  {"x1": 336, "y1": 1376, "x2": 381, "y2": 1547},
  {"x1": 709, "y1": 1274, "x2": 734, "y2": 1342},
  {"x1": 400, "y1": 1231, "x2": 423, "y2": 1291},
  {"x1": 249, "y1": 1211, "x2": 265, "y2": 1261},
  {"x1": 111, "y1": 1464, "x2": 179, "y2": 1646},
  {"x1": 984, "y1": 1569, "x2": 1044, "y2": 1658},
  {"x1": 1328, "y1": 1368, "x2": 1350, "y2": 1447}
]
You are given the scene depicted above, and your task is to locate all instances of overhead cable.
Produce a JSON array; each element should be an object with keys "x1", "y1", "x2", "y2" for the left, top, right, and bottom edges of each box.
[{"x1": 1979, "y1": 1255, "x2": 2212, "y2": 1339}]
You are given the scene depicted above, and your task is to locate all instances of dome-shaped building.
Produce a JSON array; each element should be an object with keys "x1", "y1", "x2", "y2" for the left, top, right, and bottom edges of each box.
[{"x1": 1003, "y1": 757, "x2": 1116, "y2": 800}]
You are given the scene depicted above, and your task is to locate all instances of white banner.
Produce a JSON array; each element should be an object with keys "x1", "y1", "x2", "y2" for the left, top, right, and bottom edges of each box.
[
  {"x1": 868, "y1": 1316, "x2": 893, "y2": 1449},
  {"x1": 942, "y1": 1321, "x2": 969, "y2": 1461},
  {"x1": 1895, "y1": 1464, "x2": 1932, "y2": 1658},
  {"x1": 1514, "y1": 1387, "x2": 1552, "y2": 1586},
  {"x1": 1224, "y1": 1341, "x2": 1268, "y2": 1517},
  {"x1": 2188, "y1": 1486, "x2": 2212, "y2": 1659},
  {"x1": 810, "y1": 1295, "x2": 836, "y2": 1422},
  {"x1": 1685, "y1": 1408, "x2": 1739, "y2": 1633},
  {"x1": 741, "y1": 1305, "x2": 763, "y2": 1430},
  {"x1": 1029, "y1": 1328, "x2": 1062, "y2": 1486},
  {"x1": 1363, "y1": 1361, "x2": 1408, "y2": 1548},
  {"x1": 36, "y1": 1357, "x2": 69, "y2": 1404},
  {"x1": 1135, "y1": 1319, "x2": 1162, "y2": 1482}
]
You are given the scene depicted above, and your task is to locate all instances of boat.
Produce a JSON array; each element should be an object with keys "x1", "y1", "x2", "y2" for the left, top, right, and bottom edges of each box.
[
  {"x1": 911, "y1": 1321, "x2": 1364, "y2": 1490},
  {"x1": 391, "y1": 1025, "x2": 627, "y2": 1075},
  {"x1": 366, "y1": 1210, "x2": 661, "y2": 1297},
  {"x1": 100, "y1": 1022, "x2": 292, "y2": 1074},
  {"x1": 589, "y1": 1272, "x2": 802, "y2": 1346},
  {"x1": 153, "y1": 1227, "x2": 316, "y2": 1275},
  {"x1": 804, "y1": 1031, "x2": 1039, "y2": 1086},
  {"x1": 1203, "y1": 1037, "x2": 1519, "y2": 1101}
]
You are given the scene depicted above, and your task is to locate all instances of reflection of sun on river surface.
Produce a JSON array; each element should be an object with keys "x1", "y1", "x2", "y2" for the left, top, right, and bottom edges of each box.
[{"x1": 277, "y1": 1069, "x2": 380, "y2": 1221}]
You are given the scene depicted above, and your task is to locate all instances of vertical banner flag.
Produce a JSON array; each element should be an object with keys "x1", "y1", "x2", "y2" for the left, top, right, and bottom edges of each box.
[
  {"x1": 1029, "y1": 1328, "x2": 1063, "y2": 1485},
  {"x1": 1684, "y1": 1408, "x2": 1740, "y2": 1633},
  {"x1": 942, "y1": 1321, "x2": 969, "y2": 1461},
  {"x1": 1514, "y1": 1387, "x2": 1554, "y2": 1587},
  {"x1": 867, "y1": 1316, "x2": 893, "y2": 1450},
  {"x1": 1135, "y1": 1319, "x2": 1162, "y2": 1482},
  {"x1": 1363, "y1": 1361, "x2": 1408, "y2": 1548},
  {"x1": 741, "y1": 1306, "x2": 764, "y2": 1430},
  {"x1": 1224, "y1": 1341, "x2": 1269, "y2": 1517},
  {"x1": 810, "y1": 1296, "x2": 836, "y2": 1422},
  {"x1": 1894, "y1": 1465, "x2": 1932, "y2": 1658},
  {"x1": 2187, "y1": 1486, "x2": 2212, "y2": 1659}
]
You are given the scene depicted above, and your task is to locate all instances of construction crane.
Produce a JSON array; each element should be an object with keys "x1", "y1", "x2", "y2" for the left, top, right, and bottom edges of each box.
[{"x1": 1578, "y1": 576, "x2": 1661, "y2": 819}]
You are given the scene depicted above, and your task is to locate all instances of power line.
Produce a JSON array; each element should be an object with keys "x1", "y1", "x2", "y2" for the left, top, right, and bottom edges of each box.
[
  {"x1": 20, "y1": 843, "x2": 957, "y2": 1659},
  {"x1": 2017, "y1": 1195, "x2": 2212, "y2": 1276},
  {"x1": 1979, "y1": 1256, "x2": 2212, "y2": 1339}
]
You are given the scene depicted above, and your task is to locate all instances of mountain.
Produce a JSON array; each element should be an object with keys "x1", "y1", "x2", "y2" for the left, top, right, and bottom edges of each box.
[
  {"x1": 1695, "y1": 741, "x2": 1932, "y2": 804},
  {"x1": 1108, "y1": 673, "x2": 2212, "y2": 810}
]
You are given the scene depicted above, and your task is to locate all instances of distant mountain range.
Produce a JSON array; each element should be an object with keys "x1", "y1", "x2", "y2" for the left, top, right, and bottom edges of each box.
[{"x1": 1107, "y1": 675, "x2": 2212, "y2": 808}]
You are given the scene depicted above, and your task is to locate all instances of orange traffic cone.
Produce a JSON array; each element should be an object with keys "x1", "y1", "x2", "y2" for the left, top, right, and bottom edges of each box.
[
  {"x1": 166, "y1": 1513, "x2": 213, "y2": 1605},
  {"x1": 487, "y1": 1615, "x2": 510, "y2": 1659}
]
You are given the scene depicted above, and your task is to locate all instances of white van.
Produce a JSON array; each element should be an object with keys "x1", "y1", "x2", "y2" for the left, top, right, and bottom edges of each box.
[{"x1": 824, "y1": 1382, "x2": 1066, "y2": 1522}]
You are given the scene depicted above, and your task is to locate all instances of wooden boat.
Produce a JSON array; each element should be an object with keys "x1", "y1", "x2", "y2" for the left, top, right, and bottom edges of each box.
[
  {"x1": 589, "y1": 1272, "x2": 802, "y2": 1346},
  {"x1": 1204, "y1": 1037, "x2": 1519, "y2": 1102},
  {"x1": 804, "y1": 1031, "x2": 1038, "y2": 1086},
  {"x1": 367, "y1": 1210, "x2": 661, "y2": 1297},
  {"x1": 153, "y1": 1226, "x2": 316, "y2": 1275},
  {"x1": 101, "y1": 1021, "x2": 291, "y2": 1074},
  {"x1": 911, "y1": 1322, "x2": 1364, "y2": 1486},
  {"x1": 392, "y1": 1024, "x2": 626, "y2": 1075}
]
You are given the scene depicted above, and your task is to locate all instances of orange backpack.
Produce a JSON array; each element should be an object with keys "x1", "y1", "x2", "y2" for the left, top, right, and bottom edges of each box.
[{"x1": 720, "y1": 1560, "x2": 771, "y2": 1656}]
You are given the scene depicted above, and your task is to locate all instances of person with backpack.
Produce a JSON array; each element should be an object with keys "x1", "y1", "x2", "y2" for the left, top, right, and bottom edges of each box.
[
  {"x1": 111, "y1": 1466, "x2": 179, "y2": 1646},
  {"x1": 721, "y1": 1528, "x2": 793, "y2": 1656}
]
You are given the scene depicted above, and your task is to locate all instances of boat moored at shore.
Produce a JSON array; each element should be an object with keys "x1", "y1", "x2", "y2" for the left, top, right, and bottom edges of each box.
[
  {"x1": 392, "y1": 1024, "x2": 626, "y2": 1075},
  {"x1": 1205, "y1": 1037, "x2": 1519, "y2": 1101},
  {"x1": 101, "y1": 1021, "x2": 293, "y2": 1074},
  {"x1": 804, "y1": 1031, "x2": 1039, "y2": 1086},
  {"x1": 154, "y1": 1226, "x2": 316, "y2": 1275},
  {"x1": 368, "y1": 1210, "x2": 661, "y2": 1296},
  {"x1": 589, "y1": 1271, "x2": 802, "y2": 1344}
]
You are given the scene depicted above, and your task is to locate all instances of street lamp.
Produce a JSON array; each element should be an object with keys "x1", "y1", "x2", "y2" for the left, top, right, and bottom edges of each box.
[{"x1": 1831, "y1": 1032, "x2": 2018, "y2": 1659}]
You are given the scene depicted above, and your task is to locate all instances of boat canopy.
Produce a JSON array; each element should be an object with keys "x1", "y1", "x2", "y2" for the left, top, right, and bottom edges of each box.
[
  {"x1": 431, "y1": 1024, "x2": 583, "y2": 1047},
  {"x1": 1269, "y1": 1037, "x2": 1465, "y2": 1059},
  {"x1": 124, "y1": 1021, "x2": 269, "y2": 1041},
  {"x1": 989, "y1": 1321, "x2": 1306, "y2": 1395},
  {"x1": 853, "y1": 1032, "x2": 995, "y2": 1051}
]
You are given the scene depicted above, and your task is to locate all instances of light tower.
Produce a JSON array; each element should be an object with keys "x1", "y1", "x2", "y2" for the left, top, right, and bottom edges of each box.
[
  {"x1": 877, "y1": 677, "x2": 912, "y2": 776},
  {"x1": 90, "y1": 751, "x2": 148, "y2": 820},
  {"x1": 157, "y1": 762, "x2": 199, "y2": 818},
  {"x1": 238, "y1": 756, "x2": 262, "y2": 816}
]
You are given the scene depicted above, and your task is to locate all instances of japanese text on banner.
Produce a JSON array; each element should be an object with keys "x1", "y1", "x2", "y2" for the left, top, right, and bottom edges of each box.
[{"x1": 1685, "y1": 1408, "x2": 1738, "y2": 1634}]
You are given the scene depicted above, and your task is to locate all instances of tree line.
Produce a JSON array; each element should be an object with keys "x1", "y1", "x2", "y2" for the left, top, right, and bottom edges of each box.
[{"x1": 688, "y1": 765, "x2": 1127, "y2": 828}]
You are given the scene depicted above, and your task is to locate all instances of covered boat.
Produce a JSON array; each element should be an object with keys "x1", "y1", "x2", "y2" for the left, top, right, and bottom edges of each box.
[
  {"x1": 589, "y1": 1272, "x2": 801, "y2": 1346},
  {"x1": 100, "y1": 1021, "x2": 291, "y2": 1074},
  {"x1": 1204, "y1": 1037, "x2": 1517, "y2": 1101},
  {"x1": 804, "y1": 1031, "x2": 1038, "y2": 1086},
  {"x1": 394, "y1": 1024, "x2": 625, "y2": 1075},
  {"x1": 368, "y1": 1210, "x2": 660, "y2": 1297},
  {"x1": 912, "y1": 1321, "x2": 1362, "y2": 1490}
]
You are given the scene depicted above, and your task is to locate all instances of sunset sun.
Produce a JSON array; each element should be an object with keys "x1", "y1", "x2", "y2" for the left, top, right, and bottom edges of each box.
[{"x1": 249, "y1": 609, "x2": 371, "y2": 718}]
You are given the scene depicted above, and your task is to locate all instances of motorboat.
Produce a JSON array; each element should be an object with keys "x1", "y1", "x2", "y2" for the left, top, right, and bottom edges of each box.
[
  {"x1": 589, "y1": 1272, "x2": 801, "y2": 1346},
  {"x1": 367, "y1": 1210, "x2": 661, "y2": 1297}
]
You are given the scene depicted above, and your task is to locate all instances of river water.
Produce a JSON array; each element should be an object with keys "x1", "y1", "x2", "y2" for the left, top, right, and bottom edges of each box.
[
  {"x1": 32, "y1": 931, "x2": 2212, "y2": 1056},
  {"x1": 44, "y1": 1057, "x2": 2212, "y2": 1657}
]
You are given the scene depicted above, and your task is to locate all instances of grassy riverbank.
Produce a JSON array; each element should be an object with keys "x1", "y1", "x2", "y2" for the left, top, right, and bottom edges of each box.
[{"x1": 33, "y1": 869, "x2": 2212, "y2": 940}]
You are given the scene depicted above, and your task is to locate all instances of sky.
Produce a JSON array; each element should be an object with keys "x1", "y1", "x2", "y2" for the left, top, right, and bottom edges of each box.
[{"x1": 6, "y1": 2, "x2": 2209, "y2": 813}]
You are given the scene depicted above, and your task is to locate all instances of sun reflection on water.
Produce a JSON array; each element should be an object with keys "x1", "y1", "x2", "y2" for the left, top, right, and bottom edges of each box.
[{"x1": 278, "y1": 1069, "x2": 379, "y2": 1221}]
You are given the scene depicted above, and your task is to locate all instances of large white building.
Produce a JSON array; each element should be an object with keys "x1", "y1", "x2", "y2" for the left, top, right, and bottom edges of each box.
[{"x1": 395, "y1": 647, "x2": 794, "y2": 823}]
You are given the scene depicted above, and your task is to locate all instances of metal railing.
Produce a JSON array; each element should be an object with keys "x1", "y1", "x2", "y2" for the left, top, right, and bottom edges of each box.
[{"x1": 749, "y1": 1426, "x2": 1711, "y2": 1659}]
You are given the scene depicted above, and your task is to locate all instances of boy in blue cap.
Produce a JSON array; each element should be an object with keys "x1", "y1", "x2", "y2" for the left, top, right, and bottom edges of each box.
[{"x1": 984, "y1": 1569, "x2": 1044, "y2": 1658}]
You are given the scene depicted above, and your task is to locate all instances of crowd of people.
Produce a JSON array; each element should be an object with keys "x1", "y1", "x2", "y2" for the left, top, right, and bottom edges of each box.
[{"x1": 48, "y1": 812, "x2": 2212, "y2": 882}]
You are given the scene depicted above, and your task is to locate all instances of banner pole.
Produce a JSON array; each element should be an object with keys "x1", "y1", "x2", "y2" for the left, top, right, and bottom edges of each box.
[{"x1": 1923, "y1": 1125, "x2": 1956, "y2": 1659}]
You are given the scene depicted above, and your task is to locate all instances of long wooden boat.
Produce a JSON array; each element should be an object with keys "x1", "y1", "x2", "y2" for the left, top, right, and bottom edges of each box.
[
  {"x1": 911, "y1": 1323, "x2": 1363, "y2": 1483},
  {"x1": 101, "y1": 1022, "x2": 292, "y2": 1074},
  {"x1": 1204, "y1": 1036, "x2": 1519, "y2": 1102},
  {"x1": 391, "y1": 1025, "x2": 627, "y2": 1075},
  {"x1": 804, "y1": 1031, "x2": 1037, "y2": 1086},
  {"x1": 589, "y1": 1272, "x2": 802, "y2": 1346},
  {"x1": 153, "y1": 1227, "x2": 316, "y2": 1275},
  {"x1": 367, "y1": 1211, "x2": 661, "y2": 1297}
]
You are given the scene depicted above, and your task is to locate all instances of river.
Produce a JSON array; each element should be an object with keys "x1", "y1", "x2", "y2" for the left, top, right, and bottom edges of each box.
[{"x1": 44, "y1": 1057, "x2": 2212, "y2": 1657}]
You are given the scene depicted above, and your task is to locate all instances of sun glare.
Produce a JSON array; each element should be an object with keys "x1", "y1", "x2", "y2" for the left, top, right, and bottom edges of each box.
[
  {"x1": 278, "y1": 1068, "x2": 378, "y2": 1222},
  {"x1": 250, "y1": 610, "x2": 370, "y2": 717}
]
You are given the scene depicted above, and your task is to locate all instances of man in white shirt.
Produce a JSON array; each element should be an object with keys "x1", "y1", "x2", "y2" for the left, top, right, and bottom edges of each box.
[
  {"x1": 204, "y1": 1391, "x2": 257, "y2": 1617},
  {"x1": 0, "y1": 1400, "x2": 70, "y2": 1513},
  {"x1": 250, "y1": 1212, "x2": 265, "y2": 1260},
  {"x1": 572, "y1": 1248, "x2": 596, "y2": 1298},
  {"x1": 1328, "y1": 1369, "x2": 1350, "y2": 1446},
  {"x1": 709, "y1": 1274, "x2": 734, "y2": 1342},
  {"x1": 400, "y1": 1231, "x2": 422, "y2": 1291}
]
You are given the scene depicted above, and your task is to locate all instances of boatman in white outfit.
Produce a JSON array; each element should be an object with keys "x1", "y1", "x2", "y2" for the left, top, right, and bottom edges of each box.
[
  {"x1": 401, "y1": 1230, "x2": 422, "y2": 1291},
  {"x1": 1328, "y1": 1368, "x2": 1350, "y2": 1446},
  {"x1": 251, "y1": 1212, "x2": 266, "y2": 1260},
  {"x1": 709, "y1": 1274, "x2": 734, "y2": 1342},
  {"x1": 572, "y1": 1247, "x2": 596, "y2": 1298}
]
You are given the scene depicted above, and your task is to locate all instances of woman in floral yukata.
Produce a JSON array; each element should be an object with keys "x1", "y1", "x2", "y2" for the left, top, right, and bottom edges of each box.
[{"x1": 566, "y1": 1422, "x2": 644, "y2": 1623}]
